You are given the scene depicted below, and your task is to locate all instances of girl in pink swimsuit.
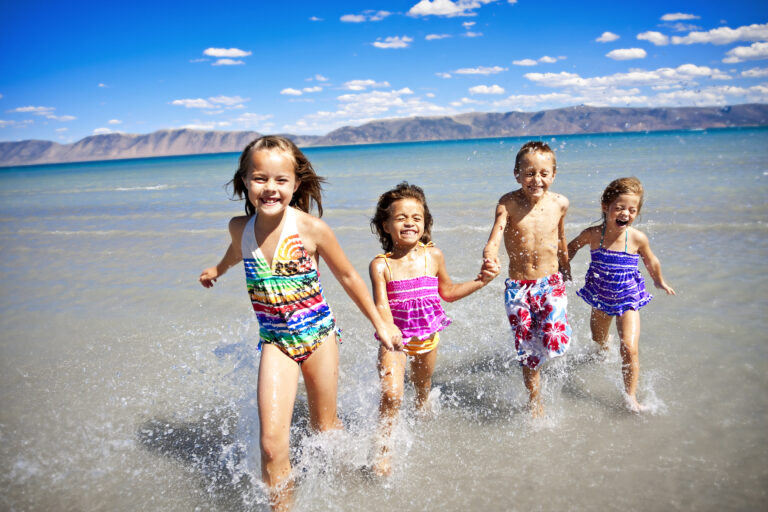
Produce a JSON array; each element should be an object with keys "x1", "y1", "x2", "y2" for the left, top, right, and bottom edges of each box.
[{"x1": 368, "y1": 182, "x2": 499, "y2": 476}]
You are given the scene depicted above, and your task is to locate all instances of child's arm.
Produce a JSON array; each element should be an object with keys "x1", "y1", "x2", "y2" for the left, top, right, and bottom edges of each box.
[
  {"x1": 636, "y1": 231, "x2": 675, "y2": 295},
  {"x1": 557, "y1": 201, "x2": 571, "y2": 281},
  {"x1": 369, "y1": 258, "x2": 395, "y2": 324},
  {"x1": 566, "y1": 228, "x2": 591, "y2": 261},
  {"x1": 199, "y1": 217, "x2": 246, "y2": 288},
  {"x1": 482, "y1": 201, "x2": 508, "y2": 268},
  {"x1": 434, "y1": 247, "x2": 498, "y2": 303},
  {"x1": 312, "y1": 218, "x2": 403, "y2": 350}
]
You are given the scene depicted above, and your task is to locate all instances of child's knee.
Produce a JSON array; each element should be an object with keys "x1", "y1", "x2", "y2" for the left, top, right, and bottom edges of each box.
[{"x1": 260, "y1": 430, "x2": 290, "y2": 463}]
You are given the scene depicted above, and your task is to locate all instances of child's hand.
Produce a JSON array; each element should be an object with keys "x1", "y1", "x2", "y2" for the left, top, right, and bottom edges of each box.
[
  {"x1": 199, "y1": 266, "x2": 219, "y2": 288},
  {"x1": 377, "y1": 323, "x2": 403, "y2": 351},
  {"x1": 656, "y1": 281, "x2": 676, "y2": 295},
  {"x1": 478, "y1": 258, "x2": 501, "y2": 283}
]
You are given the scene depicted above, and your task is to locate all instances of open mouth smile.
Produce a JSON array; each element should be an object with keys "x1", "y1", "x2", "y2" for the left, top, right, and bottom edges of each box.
[{"x1": 616, "y1": 219, "x2": 629, "y2": 226}]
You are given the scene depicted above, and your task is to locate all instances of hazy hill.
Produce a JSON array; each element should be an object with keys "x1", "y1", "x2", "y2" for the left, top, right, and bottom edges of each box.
[{"x1": 2, "y1": 104, "x2": 766, "y2": 166}]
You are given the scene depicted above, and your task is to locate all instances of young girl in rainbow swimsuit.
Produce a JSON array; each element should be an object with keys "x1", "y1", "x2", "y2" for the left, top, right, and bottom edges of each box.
[
  {"x1": 368, "y1": 182, "x2": 499, "y2": 476},
  {"x1": 200, "y1": 136, "x2": 401, "y2": 510},
  {"x1": 568, "y1": 177, "x2": 675, "y2": 412}
]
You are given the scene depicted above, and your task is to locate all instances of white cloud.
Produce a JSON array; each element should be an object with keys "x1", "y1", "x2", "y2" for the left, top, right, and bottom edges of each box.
[
  {"x1": 108, "y1": 119, "x2": 122, "y2": 125},
  {"x1": 98, "y1": 83, "x2": 108, "y2": 88},
  {"x1": 469, "y1": 84, "x2": 505, "y2": 94},
  {"x1": 525, "y1": 64, "x2": 732, "y2": 90},
  {"x1": 189, "y1": 58, "x2": 209, "y2": 63},
  {"x1": 454, "y1": 65, "x2": 506, "y2": 75},
  {"x1": 464, "y1": 31, "x2": 483, "y2": 38},
  {"x1": 310, "y1": 16, "x2": 323, "y2": 22},
  {"x1": 372, "y1": 36, "x2": 413, "y2": 49},
  {"x1": 203, "y1": 47, "x2": 252, "y2": 58},
  {"x1": 210, "y1": 95, "x2": 249, "y2": 106},
  {"x1": 280, "y1": 88, "x2": 303, "y2": 96},
  {"x1": 637, "y1": 31, "x2": 669, "y2": 46},
  {"x1": 212, "y1": 58, "x2": 244, "y2": 66},
  {"x1": 667, "y1": 22, "x2": 701, "y2": 33},
  {"x1": 426, "y1": 34, "x2": 451, "y2": 40},
  {"x1": 661, "y1": 13, "x2": 700, "y2": 22},
  {"x1": 491, "y1": 92, "x2": 575, "y2": 109},
  {"x1": 672, "y1": 23, "x2": 768, "y2": 45},
  {"x1": 723, "y1": 42, "x2": 768, "y2": 63},
  {"x1": 10, "y1": 106, "x2": 54, "y2": 114},
  {"x1": 606, "y1": 48, "x2": 647, "y2": 60},
  {"x1": 538, "y1": 56, "x2": 558, "y2": 63},
  {"x1": 463, "y1": 21, "x2": 476, "y2": 28},
  {"x1": 303, "y1": 86, "x2": 322, "y2": 93},
  {"x1": 513, "y1": 59, "x2": 538, "y2": 66},
  {"x1": 93, "y1": 128, "x2": 113, "y2": 135},
  {"x1": 0, "y1": 120, "x2": 15, "y2": 127},
  {"x1": 343, "y1": 79, "x2": 391, "y2": 91},
  {"x1": 436, "y1": 72, "x2": 452, "y2": 78},
  {"x1": 56, "y1": 127, "x2": 68, "y2": 132},
  {"x1": 46, "y1": 114, "x2": 76, "y2": 121},
  {"x1": 233, "y1": 112, "x2": 274, "y2": 130},
  {"x1": 596, "y1": 31, "x2": 619, "y2": 43},
  {"x1": 741, "y1": 67, "x2": 768, "y2": 77},
  {"x1": 341, "y1": 10, "x2": 390, "y2": 22},
  {"x1": 407, "y1": 0, "x2": 496, "y2": 18},
  {"x1": 171, "y1": 98, "x2": 215, "y2": 108}
]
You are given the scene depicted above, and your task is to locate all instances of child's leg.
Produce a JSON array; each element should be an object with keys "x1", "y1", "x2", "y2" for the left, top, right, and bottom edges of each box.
[
  {"x1": 410, "y1": 346, "x2": 438, "y2": 410},
  {"x1": 374, "y1": 345, "x2": 406, "y2": 476},
  {"x1": 616, "y1": 310, "x2": 642, "y2": 410},
  {"x1": 590, "y1": 308, "x2": 614, "y2": 351},
  {"x1": 522, "y1": 366, "x2": 543, "y2": 417},
  {"x1": 301, "y1": 333, "x2": 343, "y2": 432},
  {"x1": 257, "y1": 344, "x2": 301, "y2": 511}
]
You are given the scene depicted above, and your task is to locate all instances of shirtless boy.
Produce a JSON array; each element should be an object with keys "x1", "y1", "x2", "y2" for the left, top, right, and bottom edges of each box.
[{"x1": 483, "y1": 141, "x2": 571, "y2": 417}]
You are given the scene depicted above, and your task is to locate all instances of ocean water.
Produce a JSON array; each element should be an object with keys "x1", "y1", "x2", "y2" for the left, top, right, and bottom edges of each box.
[{"x1": 1, "y1": 128, "x2": 767, "y2": 511}]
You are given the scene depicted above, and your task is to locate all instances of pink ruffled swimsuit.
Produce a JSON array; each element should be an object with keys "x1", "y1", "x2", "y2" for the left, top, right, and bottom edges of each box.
[{"x1": 378, "y1": 243, "x2": 451, "y2": 347}]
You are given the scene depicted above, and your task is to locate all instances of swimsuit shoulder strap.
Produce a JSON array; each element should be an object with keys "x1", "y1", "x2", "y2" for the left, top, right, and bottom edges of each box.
[
  {"x1": 599, "y1": 223, "x2": 606, "y2": 248},
  {"x1": 625, "y1": 229, "x2": 628, "y2": 253},
  {"x1": 375, "y1": 253, "x2": 394, "y2": 280},
  {"x1": 420, "y1": 241, "x2": 434, "y2": 272}
]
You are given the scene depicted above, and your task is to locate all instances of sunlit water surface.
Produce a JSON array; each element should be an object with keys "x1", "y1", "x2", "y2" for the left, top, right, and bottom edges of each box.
[{"x1": 1, "y1": 128, "x2": 767, "y2": 511}]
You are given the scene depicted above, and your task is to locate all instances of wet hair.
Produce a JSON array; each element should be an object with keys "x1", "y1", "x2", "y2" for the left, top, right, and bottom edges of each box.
[
  {"x1": 514, "y1": 141, "x2": 556, "y2": 175},
  {"x1": 370, "y1": 181, "x2": 433, "y2": 253},
  {"x1": 229, "y1": 135, "x2": 326, "y2": 217},
  {"x1": 601, "y1": 176, "x2": 645, "y2": 213}
]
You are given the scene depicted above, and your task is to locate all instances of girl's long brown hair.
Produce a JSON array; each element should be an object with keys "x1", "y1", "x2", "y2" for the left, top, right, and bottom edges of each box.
[{"x1": 230, "y1": 135, "x2": 326, "y2": 216}]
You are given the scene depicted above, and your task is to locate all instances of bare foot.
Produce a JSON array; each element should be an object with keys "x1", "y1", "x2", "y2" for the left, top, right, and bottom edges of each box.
[
  {"x1": 372, "y1": 449, "x2": 392, "y2": 477},
  {"x1": 624, "y1": 395, "x2": 647, "y2": 413}
]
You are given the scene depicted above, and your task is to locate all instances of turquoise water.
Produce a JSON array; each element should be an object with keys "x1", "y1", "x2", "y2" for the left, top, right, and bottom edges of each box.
[{"x1": 1, "y1": 128, "x2": 767, "y2": 510}]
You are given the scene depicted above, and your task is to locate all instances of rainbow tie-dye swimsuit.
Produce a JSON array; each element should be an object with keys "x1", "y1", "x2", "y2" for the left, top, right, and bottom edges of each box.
[{"x1": 241, "y1": 208, "x2": 338, "y2": 363}]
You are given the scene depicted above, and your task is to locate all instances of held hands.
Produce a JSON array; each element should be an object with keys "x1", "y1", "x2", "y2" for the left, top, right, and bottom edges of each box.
[
  {"x1": 477, "y1": 257, "x2": 501, "y2": 284},
  {"x1": 377, "y1": 322, "x2": 403, "y2": 352},
  {"x1": 199, "y1": 266, "x2": 220, "y2": 288}
]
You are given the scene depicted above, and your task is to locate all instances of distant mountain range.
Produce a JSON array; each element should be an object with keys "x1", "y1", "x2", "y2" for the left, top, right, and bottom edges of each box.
[{"x1": 2, "y1": 104, "x2": 767, "y2": 166}]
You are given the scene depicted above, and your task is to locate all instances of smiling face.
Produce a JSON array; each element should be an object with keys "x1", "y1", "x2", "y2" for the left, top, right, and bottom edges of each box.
[
  {"x1": 383, "y1": 198, "x2": 426, "y2": 250},
  {"x1": 242, "y1": 149, "x2": 300, "y2": 216},
  {"x1": 603, "y1": 193, "x2": 642, "y2": 229},
  {"x1": 515, "y1": 150, "x2": 556, "y2": 201}
]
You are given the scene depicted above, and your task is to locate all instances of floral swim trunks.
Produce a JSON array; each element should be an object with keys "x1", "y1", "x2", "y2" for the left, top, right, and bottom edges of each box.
[{"x1": 504, "y1": 273, "x2": 571, "y2": 369}]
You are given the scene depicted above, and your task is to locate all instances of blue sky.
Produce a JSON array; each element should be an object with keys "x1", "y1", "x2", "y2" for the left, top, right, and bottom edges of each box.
[{"x1": 1, "y1": 0, "x2": 766, "y2": 143}]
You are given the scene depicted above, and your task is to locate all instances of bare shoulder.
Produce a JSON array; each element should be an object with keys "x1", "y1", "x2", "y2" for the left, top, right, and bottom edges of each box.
[
  {"x1": 499, "y1": 190, "x2": 520, "y2": 207},
  {"x1": 295, "y1": 208, "x2": 331, "y2": 237},
  {"x1": 370, "y1": 255, "x2": 388, "y2": 274},
  {"x1": 630, "y1": 226, "x2": 649, "y2": 247},
  {"x1": 549, "y1": 191, "x2": 569, "y2": 211},
  {"x1": 426, "y1": 244, "x2": 444, "y2": 259}
]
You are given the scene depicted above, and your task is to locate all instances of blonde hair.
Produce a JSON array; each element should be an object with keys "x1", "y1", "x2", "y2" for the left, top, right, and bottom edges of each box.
[
  {"x1": 230, "y1": 135, "x2": 326, "y2": 216},
  {"x1": 514, "y1": 141, "x2": 556, "y2": 175},
  {"x1": 601, "y1": 177, "x2": 645, "y2": 213}
]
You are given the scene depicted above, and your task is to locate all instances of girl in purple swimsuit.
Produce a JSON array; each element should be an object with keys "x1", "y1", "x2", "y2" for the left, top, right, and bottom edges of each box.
[
  {"x1": 368, "y1": 182, "x2": 499, "y2": 476},
  {"x1": 568, "y1": 177, "x2": 675, "y2": 412}
]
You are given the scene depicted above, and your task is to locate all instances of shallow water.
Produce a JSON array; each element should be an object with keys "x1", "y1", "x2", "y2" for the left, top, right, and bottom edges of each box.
[{"x1": 1, "y1": 128, "x2": 767, "y2": 511}]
